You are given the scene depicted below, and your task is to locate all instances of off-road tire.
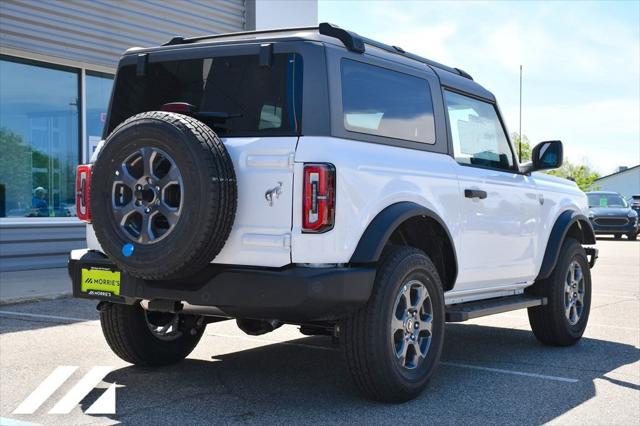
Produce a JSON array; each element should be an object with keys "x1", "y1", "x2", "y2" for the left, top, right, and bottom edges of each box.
[
  {"x1": 614, "y1": 234, "x2": 622, "y2": 239},
  {"x1": 100, "y1": 303, "x2": 204, "y2": 366},
  {"x1": 627, "y1": 232, "x2": 637, "y2": 241},
  {"x1": 91, "y1": 111, "x2": 236, "y2": 280},
  {"x1": 526, "y1": 238, "x2": 591, "y2": 346},
  {"x1": 342, "y1": 246, "x2": 445, "y2": 402}
]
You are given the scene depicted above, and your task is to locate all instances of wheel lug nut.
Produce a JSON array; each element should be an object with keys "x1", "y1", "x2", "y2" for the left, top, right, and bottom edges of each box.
[
  {"x1": 145, "y1": 208, "x2": 151, "y2": 213},
  {"x1": 136, "y1": 185, "x2": 142, "y2": 190},
  {"x1": 156, "y1": 186, "x2": 160, "y2": 191}
]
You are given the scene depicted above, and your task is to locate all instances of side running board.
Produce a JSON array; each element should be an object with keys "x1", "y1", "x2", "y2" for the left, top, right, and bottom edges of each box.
[{"x1": 445, "y1": 295, "x2": 547, "y2": 322}]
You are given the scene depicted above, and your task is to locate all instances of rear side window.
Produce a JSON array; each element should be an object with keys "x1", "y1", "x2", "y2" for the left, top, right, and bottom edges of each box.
[
  {"x1": 340, "y1": 59, "x2": 435, "y2": 144},
  {"x1": 107, "y1": 53, "x2": 302, "y2": 137}
]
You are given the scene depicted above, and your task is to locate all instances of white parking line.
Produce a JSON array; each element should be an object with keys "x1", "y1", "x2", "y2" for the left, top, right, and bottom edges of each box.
[
  {"x1": 0, "y1": 310, "x2": 96, "y2": 323},
  {"x1": 2, "y1": 309, "x2": 638, "y2": 333},
  {"x1": 0, "y1": 417, "x2": 39, "y2": 426},
  {"x1": 441, "y1": 362, "x2": 579, "y2": 383},
  {"x1": 475, "y1": 312, "x2": 640, "y2": 331},
  {"x1": 592, "y1": 292, "x2": 638, "y2": 300},
  {"x1": 0, "y1": 310, "x2": 621, "y2": 383}
]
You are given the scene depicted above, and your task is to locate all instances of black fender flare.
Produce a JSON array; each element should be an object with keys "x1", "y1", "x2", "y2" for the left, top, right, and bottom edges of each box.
[
  {"x1": 349, "y1": 202, "x2": 457, "y2": 270},
  {"x1": 537, "y1": 210, "x2": 596, "y2": 280}
]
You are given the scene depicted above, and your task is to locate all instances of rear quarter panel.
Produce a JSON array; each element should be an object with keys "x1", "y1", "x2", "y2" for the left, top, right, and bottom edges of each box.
[{"x1": 292, "y1": 136, "x2": 462, "y2": 264}]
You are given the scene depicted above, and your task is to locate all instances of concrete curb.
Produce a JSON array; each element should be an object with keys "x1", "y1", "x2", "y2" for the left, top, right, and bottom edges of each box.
[{"x1": 0, "y1": 292, "x2": 72, "y2": 307}]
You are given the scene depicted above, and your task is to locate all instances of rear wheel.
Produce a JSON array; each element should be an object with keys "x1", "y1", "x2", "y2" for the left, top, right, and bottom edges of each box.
[
  {"x1": 342, "y1": 246, "x2": 445, "y2": 402},
  {"x1": 100, "y1": 302, "x2": 205, "y2": 366},
  {"x1": 526, "y1": 238, "x2": 591, "y2": 346},
  {"x1": 614, "y1": 234, "x2": 622, "y2": 239},
  {"x1": 627, "y1": 232, "x2": 637, "y2": 241}
]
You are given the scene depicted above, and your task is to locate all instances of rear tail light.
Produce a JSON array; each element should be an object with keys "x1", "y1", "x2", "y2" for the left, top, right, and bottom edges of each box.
[
  {"x1": 302, "y1": 163, "x2": 335, "y2": 233},
  {"x1": 161, "y1": 102, "x2": 196, "y2": 114},
  {"x1": 76, "y1": 164, "x2": 92, "y2": 222}
]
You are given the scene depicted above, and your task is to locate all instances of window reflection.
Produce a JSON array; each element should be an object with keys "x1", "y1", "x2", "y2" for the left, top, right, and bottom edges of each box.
[{"x1": 0, "y1": 58, "x2": 79, "y2": 217}]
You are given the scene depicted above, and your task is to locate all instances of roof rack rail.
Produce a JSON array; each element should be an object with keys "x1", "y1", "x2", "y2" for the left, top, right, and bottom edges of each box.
[
  {"x1": 454, "y1": 67, "x2": 474, "y2": 81},
  {"x1": 162, "y1": 25, "x2": 318, "y2": 46},
  {"x1": 318, "y1": 22, "x2": 472, "y2": 80},
  {"x1": 160, "y1": 22, "x2": 473, "y2": 80},
  {"x1": 318, "y1": 22, "x2": 365, "y2": 53}
]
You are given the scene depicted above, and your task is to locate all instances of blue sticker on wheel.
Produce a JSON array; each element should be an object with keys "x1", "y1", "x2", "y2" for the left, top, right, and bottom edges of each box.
[{"x1": 122, "y1": 243, "x2": 134, "y2": 257}]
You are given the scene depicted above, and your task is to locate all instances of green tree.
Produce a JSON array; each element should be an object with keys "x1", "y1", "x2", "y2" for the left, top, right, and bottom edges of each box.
[
  {"x1": 511, "y1": 132, "x2": 531, "y2": 162},
  {"x1": 547, "y1": 161, "x2": 600, "y2": 192}
]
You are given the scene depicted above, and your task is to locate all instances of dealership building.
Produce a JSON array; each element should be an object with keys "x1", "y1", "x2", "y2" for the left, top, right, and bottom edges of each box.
[
  {"x1": 593, "y1": 165, "x2": 640, "y2": 199},
  {"x1": 0, "y1": 0, "x2": 317, "y2": 271}
]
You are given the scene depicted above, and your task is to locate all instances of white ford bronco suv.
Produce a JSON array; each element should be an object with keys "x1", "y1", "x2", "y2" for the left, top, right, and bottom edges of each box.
[{"x1": 69, "y1": 23, "x2": 598, "y2": 402}]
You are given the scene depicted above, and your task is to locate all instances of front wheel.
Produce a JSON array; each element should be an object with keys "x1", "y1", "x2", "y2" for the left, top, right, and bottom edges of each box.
[
  {"x1": 100, "y1": 302, "x2": 205, "y2": 366},
  {"x1": 526, "y1": 238, "x2": 591, "y2": 346},
  {"x1": 614, "y1": 234, "x2": 622, "y2": 239},
  {"x1": 627, "y1": 232, "x2": 637, "y2": 241},
  {"x1": 342, "y1": 246, "x2": 445, "y2": 402}
]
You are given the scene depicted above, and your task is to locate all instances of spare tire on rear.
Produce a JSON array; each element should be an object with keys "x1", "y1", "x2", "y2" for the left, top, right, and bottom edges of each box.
[{"x1": 90, "y1": 111, "x2": 237, "y2": 280}]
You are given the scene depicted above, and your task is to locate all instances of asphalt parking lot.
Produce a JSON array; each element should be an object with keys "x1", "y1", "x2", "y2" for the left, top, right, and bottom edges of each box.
[{"x1": 1, "y1": 238, "x2": 638, "y2": 425}]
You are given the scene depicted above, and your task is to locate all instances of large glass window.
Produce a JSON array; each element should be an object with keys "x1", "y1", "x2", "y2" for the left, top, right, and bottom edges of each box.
[
  {"x1": 107, "y1": 53, "x2": 303, "y2": 137},
  {"x1": 341, "y1": 59, "x2": 435, "y2": 144},
  {"x1": 444, "y1": 90, "x2": 515, "y2": 171},
  {"x1": 0, "y1": 58, "x2": 79, "y2": 217},
  {"x1": 86, "y1": 72, "x2": 114, "y2": 158}
]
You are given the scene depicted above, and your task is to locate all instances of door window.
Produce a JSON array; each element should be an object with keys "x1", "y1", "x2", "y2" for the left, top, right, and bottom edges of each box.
[{"x1": 444, "y1": 90, "x2": 515, "y2": 171}]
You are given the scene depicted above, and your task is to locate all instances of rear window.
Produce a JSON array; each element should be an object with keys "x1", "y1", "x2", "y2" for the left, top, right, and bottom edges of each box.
[
  {"x1": 107, "y1": 53, "x2": 302, "y2": 137},
  {"x1": 340, "y1": 59, "x2": 435, "y2": 144}
]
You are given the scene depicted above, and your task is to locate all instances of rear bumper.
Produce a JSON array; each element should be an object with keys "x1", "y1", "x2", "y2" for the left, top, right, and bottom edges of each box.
[{"x1": 68, "y1": 249, "x2": 375, "y2": 322}]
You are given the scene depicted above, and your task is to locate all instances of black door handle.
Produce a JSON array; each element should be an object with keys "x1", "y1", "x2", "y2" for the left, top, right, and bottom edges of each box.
[{"x1": 465, "y1": 189, "x2": 487, "y2": 199}]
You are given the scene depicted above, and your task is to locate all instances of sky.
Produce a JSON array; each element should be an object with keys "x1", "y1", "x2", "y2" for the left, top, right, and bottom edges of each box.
[{"x1": 319, "y1": 0, "x2": 640, "y2": 175}]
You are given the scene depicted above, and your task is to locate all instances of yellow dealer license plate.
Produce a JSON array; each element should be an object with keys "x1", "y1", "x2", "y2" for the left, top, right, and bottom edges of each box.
[{"x1": 81, "y1": 267, "x2": 121, "y2": 298}]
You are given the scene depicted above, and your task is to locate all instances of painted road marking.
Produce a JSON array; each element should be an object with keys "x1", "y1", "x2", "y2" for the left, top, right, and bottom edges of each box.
[
  {"x1": 48, "y1": 366, "x2": 115, "y2": 414},
  {"x1": 0, "y1": 311, "x2": 612, "y2": 384},
  {"x1": 441, "y1": 362, "x2": 579, "y2": 383},
  {"x1": 12, "y1": 366, "x2": 78, "y2": 414}
]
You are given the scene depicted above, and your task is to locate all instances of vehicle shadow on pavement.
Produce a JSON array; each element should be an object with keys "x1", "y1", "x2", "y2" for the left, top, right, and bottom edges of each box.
[{"x1": 83, "y1": 323, "x2": 640, "y2": 425}]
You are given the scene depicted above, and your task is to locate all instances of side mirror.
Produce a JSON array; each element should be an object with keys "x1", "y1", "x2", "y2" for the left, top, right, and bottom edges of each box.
[{"x1": 520, "y1": 140, "x2": 563, "y2": 174}]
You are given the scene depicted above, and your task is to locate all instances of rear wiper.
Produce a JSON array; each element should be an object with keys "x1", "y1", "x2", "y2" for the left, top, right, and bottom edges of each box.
[{"x1": 195, "y1": 111, "x2": 243, "y2": 120}]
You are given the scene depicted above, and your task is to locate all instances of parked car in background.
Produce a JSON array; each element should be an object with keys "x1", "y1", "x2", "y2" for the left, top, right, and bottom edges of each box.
[
  {"x1": 587, "y1": 191, "x2": 639, "y2": 240},
  {"x1": 628, "y1": 195, "x2": 640, "y2": 214}
]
